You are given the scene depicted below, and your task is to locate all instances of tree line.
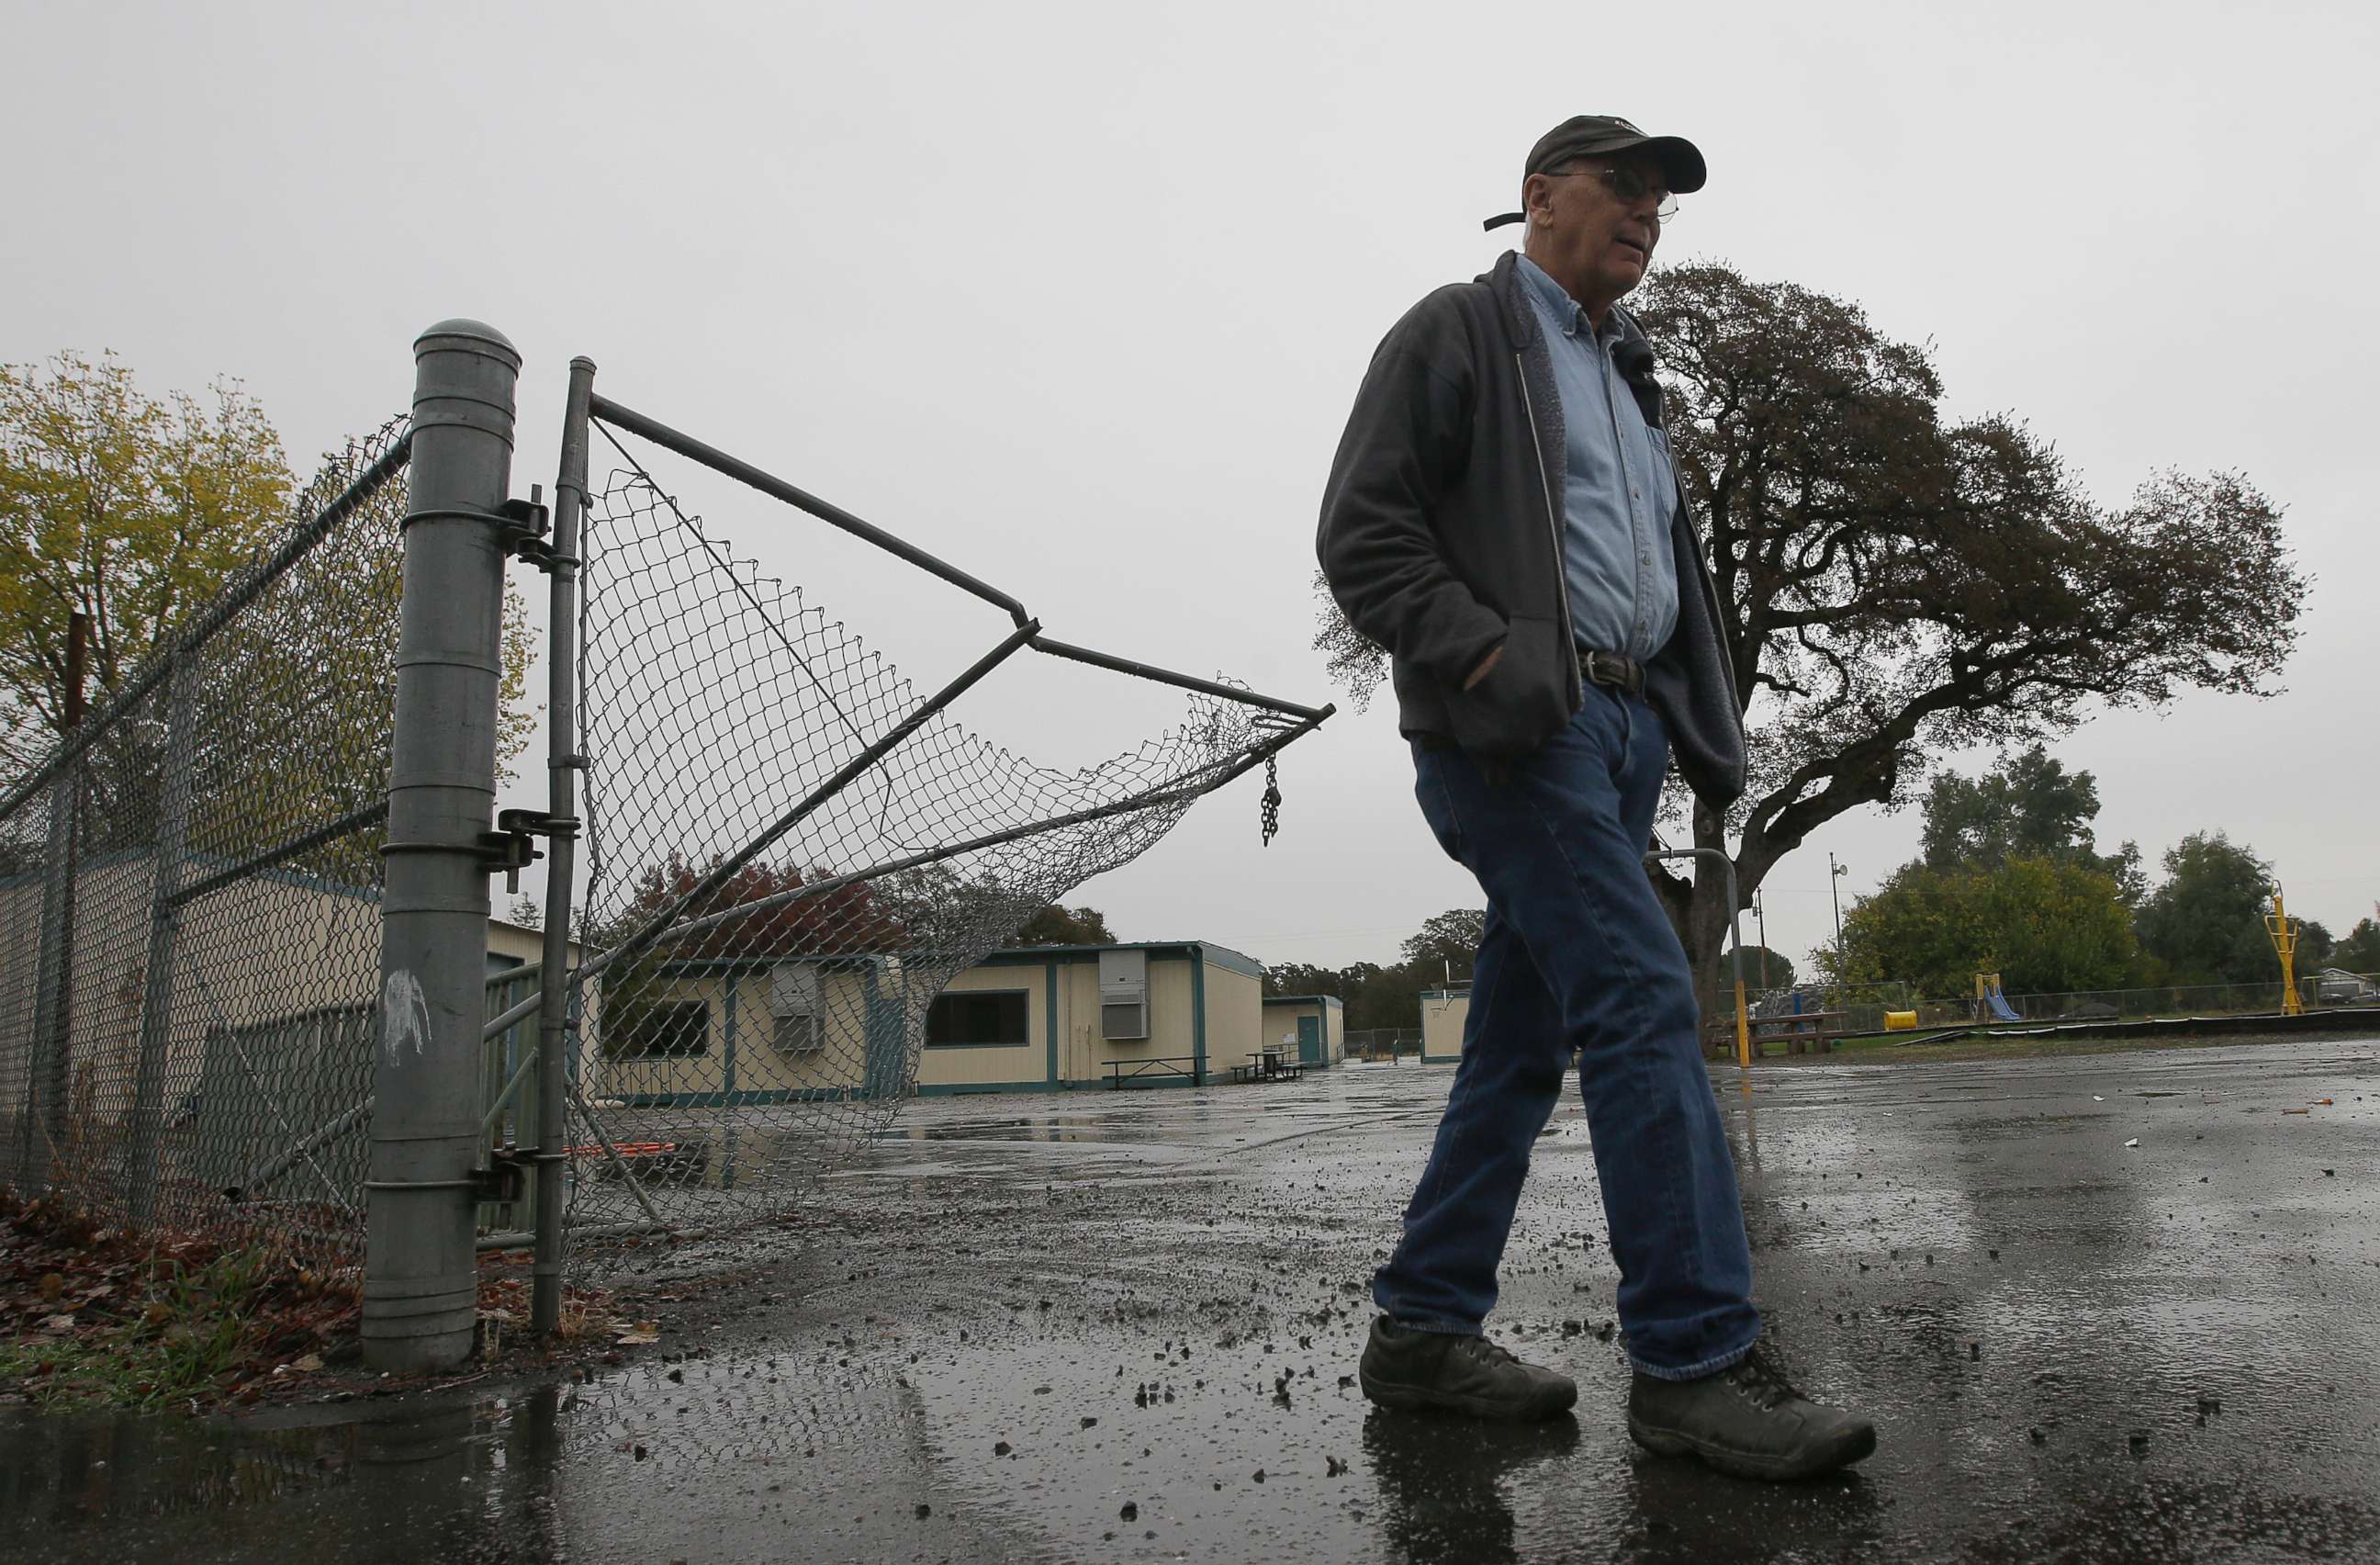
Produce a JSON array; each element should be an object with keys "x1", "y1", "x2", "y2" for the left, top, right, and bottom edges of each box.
[{"x1": 1817, "y1": 744, "x2": 2375, "y2": 999}]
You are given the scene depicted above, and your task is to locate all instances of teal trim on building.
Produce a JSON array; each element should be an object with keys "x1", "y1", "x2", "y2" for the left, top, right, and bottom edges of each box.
[
  {"x1": 1194, "y1": 942, "x2": 1265, "y2": 981},
  {"x1": 721, "y1": 968, "x2": 738, "y2": 1098},
  {"x1": 1189, "y1": 947, "x2": 1207, "y2": 1079},
  {"x1": 613, "y1": 1087, "x2": 890, "y2": 1107},
  {"x1": 914, "y1": 1075, "x2": 1203, "y2": 1097},
  {"x1": 971, "y1": 940, "x2": 1263, "y2": 978},
  {"x1": 1044, "y1": 961, "x2": 1060, "y2": 1086},
  {"x1": 917, "y1": 1079, "x2": 1062, "y2": 1097}
]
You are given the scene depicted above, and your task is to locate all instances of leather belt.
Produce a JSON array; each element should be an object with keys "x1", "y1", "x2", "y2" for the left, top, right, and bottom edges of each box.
[{"x1": 1578, "y1": 648, "x2": 1645, "y2": 696}]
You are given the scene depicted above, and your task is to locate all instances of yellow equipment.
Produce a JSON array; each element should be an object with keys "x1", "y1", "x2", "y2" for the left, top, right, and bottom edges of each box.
[
  {"x1": 1884, "y1": 1010, "x2": 1918, "y2": 1030},
  {"x1": 2266, "y1": 887, "x2": 2302, "y2": 1016}
]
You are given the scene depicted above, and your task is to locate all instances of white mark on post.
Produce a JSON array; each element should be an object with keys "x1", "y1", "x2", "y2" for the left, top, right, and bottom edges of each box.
[{"x1": 383, "y1": 970, "x2": 432, "y2": 1067}]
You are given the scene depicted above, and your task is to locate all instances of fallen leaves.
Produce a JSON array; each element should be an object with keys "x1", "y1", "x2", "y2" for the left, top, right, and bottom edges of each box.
[{"x1": 612, "y1": 1320, "x2": 660, "y2": 1345}]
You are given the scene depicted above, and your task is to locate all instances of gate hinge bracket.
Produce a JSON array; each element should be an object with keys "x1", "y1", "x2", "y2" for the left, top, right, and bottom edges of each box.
[
  {"x1": 475, "y1": 806, "x2": 581, "y2": 893},
  {"x1": 472, "y1": 1147, "x2": 531, "y2": 1204},
  {"x1": 499, "y1": 485, "x2": 556, "y2": 569}
]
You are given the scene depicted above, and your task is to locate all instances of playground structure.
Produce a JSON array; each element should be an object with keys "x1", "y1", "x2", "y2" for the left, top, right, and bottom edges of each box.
[
  {"x1": 1975, "y1": 973, "x2": 2022, "y2": 1024},
  {"x1": 2265, "y1": 886, "x2": 2302, "y2": 1017}
]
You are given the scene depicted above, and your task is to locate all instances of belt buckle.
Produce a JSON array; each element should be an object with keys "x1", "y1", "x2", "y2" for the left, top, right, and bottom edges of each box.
[{"x1": 1583, "y1": 650, "x2": 1637, "y2": 694}]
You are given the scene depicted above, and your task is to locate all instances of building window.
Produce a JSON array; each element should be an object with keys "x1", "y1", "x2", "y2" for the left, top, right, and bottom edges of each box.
[
  {"x1": 926, "y1": 989, "x2": 1029, "y2": 1048},
  {"x1": 617, "y1": 999, "x2": 709, "y2": 1059}
]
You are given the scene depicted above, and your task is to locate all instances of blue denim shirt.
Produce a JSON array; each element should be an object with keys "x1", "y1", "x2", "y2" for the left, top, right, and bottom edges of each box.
[{"x1": 1512, "y1": 255, "x2": 1679, "y2": 661}]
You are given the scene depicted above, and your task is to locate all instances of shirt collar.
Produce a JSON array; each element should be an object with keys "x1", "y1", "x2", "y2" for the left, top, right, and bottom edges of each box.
[{"x1": 1513, "y1": 253, "x2": 1626, "y2": 346}]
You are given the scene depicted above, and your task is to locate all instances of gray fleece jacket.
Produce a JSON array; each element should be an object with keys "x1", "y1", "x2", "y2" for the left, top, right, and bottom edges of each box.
[{"x1": 1316, "y1": 250, "x2": 1747, "y2": 806}]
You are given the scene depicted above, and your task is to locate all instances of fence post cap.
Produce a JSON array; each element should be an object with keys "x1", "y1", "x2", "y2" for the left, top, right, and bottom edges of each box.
[{"x1": 413, "y1": 319, "x2": 520, "y2": 361}]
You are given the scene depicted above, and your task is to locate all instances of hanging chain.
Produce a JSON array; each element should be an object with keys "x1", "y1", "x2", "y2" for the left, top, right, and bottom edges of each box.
[{"x1": 1260, "y1": 754, "x2": 1283, "y2": 846}]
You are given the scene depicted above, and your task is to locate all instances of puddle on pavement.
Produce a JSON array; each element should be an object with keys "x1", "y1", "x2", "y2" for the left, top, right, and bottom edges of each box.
[
  {"x1": 0, "y1": 1351, "x2": 976, "y2": 1565},
  {"x1": 9, "y1": 1041, "x2": 2380, "y2": 1562}
]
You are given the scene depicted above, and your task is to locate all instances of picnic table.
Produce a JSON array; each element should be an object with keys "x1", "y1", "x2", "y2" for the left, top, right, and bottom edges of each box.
[
  {"x1": 1105, "y1": 1055, "x2": 1203, "y2": 1088},
  {"x1": 1233, "y1": 1047, "x2": 1305, "y2": 1084},
  {"x1": 1704, "y1": 1010, "x2": 1849, "y2": 1060}
]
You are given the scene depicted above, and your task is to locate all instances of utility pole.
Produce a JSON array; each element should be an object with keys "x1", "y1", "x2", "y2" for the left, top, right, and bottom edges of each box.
[
  {"x1": 1753, "y1": 888, "x2": 1769, "y2": 989},
  {"x1": 1828, "y1": 851, "x2": 1848, "y2": 1004}
]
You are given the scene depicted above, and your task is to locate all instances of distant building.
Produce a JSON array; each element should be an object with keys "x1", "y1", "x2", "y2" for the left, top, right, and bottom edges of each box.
[
  {"x1": 1418, "y1": 986, "x2": 1471, "y2": 1063},
  {"x1": 921, "y1": 941, "x2": 1265, "y2": 1094},
  {"x1": 589, "y1": 940, "x2": 1268, "y2": 1102},
  {"x1": 1261, "y1": 994, "x2": 1344, "y2": 1070}
]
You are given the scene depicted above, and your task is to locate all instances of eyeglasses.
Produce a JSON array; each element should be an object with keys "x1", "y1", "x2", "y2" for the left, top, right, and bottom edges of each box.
[{"x1": 1552, "y1": 164, "x2": 1679, "y2": 222}]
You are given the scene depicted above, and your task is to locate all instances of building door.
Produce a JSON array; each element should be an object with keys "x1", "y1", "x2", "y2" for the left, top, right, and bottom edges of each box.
[{"x1": 1297, "y1": 1014, "x2": 1322, "y2": 1066}]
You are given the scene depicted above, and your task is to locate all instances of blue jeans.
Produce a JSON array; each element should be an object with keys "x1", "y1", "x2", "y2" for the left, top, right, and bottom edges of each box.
[{"x1": 1372, "y1": 689, "x2": 1762, "y2": 1380}]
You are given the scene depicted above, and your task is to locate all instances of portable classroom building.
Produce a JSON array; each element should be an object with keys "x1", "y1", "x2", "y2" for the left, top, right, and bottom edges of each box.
[
  {"x1": 1418, "y1": 987, "x2": 1471, "y2": 1063},
  {"x1": 1260, "y1": 994, "x2": 1344, "y2": 1070},
  {"x1": 587, "y1": 940, "x2": 1265, "y2": 1102}
]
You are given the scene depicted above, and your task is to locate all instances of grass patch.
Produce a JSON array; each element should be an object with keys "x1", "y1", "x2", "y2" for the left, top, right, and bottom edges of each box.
[
  {"x1": 0, "y1": 1245, "x2": 273, "y2": 1407},
  {"x1": 0, "y1": 1191, "x2": 357, "y2": 1412},
  {"x1": 3, "y1": 1194, "x2": 625, "y2": 1413}
]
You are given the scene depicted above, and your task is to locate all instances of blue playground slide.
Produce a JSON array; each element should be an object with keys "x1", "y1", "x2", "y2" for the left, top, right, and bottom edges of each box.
[{"x1": 1983, "y1": 985, "x2": 2021, "y2": 1023}]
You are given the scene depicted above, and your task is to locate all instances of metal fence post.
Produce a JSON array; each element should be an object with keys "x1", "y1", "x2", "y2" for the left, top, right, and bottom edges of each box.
[
  {"x1": 364, "y1": 321, "x2": 519, "y2": 1371},
  {"x1": 21, "y1": 614, "x2": 95, "y2": 1191},
  {"x1": 533, "y1": 356, "x2": 595, "y2": 1335},
  {"x1": 15, "y1": 776, "x2": 76, "y2": 1193},
  {"x1": 123, "y1": 659, "x2": 196, "y2": 1226}
]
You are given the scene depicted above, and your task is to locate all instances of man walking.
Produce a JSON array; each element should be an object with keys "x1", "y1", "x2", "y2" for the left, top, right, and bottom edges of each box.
[{"x1": 1318, "y1": 116, "x2": 1874, "y2": 1481}]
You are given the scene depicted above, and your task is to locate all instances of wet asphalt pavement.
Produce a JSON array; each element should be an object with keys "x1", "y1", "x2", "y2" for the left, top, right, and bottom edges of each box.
[{"x1": 5, "y1": 1037, "x2": 2377, "y2": 1563}]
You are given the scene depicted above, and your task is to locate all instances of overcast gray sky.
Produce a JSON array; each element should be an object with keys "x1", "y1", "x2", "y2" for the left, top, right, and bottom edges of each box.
[{"x1": 6, "y1": 0, "x2": 2374, "y2": 976}]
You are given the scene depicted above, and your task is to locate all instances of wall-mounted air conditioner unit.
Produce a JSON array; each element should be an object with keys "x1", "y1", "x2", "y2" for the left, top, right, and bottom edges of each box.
[
  {"x1": 769, "y1": 963, "x2": 824, "y2": 1054},
  {"x1": 1098, "y1": 949, "x2": 1149, "y2": 1041}
]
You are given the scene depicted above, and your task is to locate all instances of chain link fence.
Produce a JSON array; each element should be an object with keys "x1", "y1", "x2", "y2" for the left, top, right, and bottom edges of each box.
[
  {"x1": 0, "y1": 422, "x2": 410, "y2": 1267},
  {"x1": 1, "y1": 337, "x2": 1330, "y2": 1362},
  {"x1": 1732, "y1": 976, "x2": 2380, "y2": 1037},
  {"x1": 556, "y1": 400, "x2": 1324, "y2": 1243},
  {"x1": 1343, "y1": 1028, "x2": 1421, "y2": 1061}
]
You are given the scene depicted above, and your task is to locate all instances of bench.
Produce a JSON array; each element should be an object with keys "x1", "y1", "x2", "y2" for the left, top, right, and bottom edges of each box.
[
  {"x1": 1703, "y1": 1010, "x2": 1849, "y2": 1061},
  {"x1": 1240, "y1": 1050, "x2": 1306, "y2": 1084},
  {"x1": 1105, "y1": 1055, "x2": 1204, "y2": 1089}
]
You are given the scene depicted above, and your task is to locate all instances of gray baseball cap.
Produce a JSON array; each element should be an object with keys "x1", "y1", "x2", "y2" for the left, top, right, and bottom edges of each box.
[{"x1": 1482, "y1": 115, "x2": 1707, "y2": 231}]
